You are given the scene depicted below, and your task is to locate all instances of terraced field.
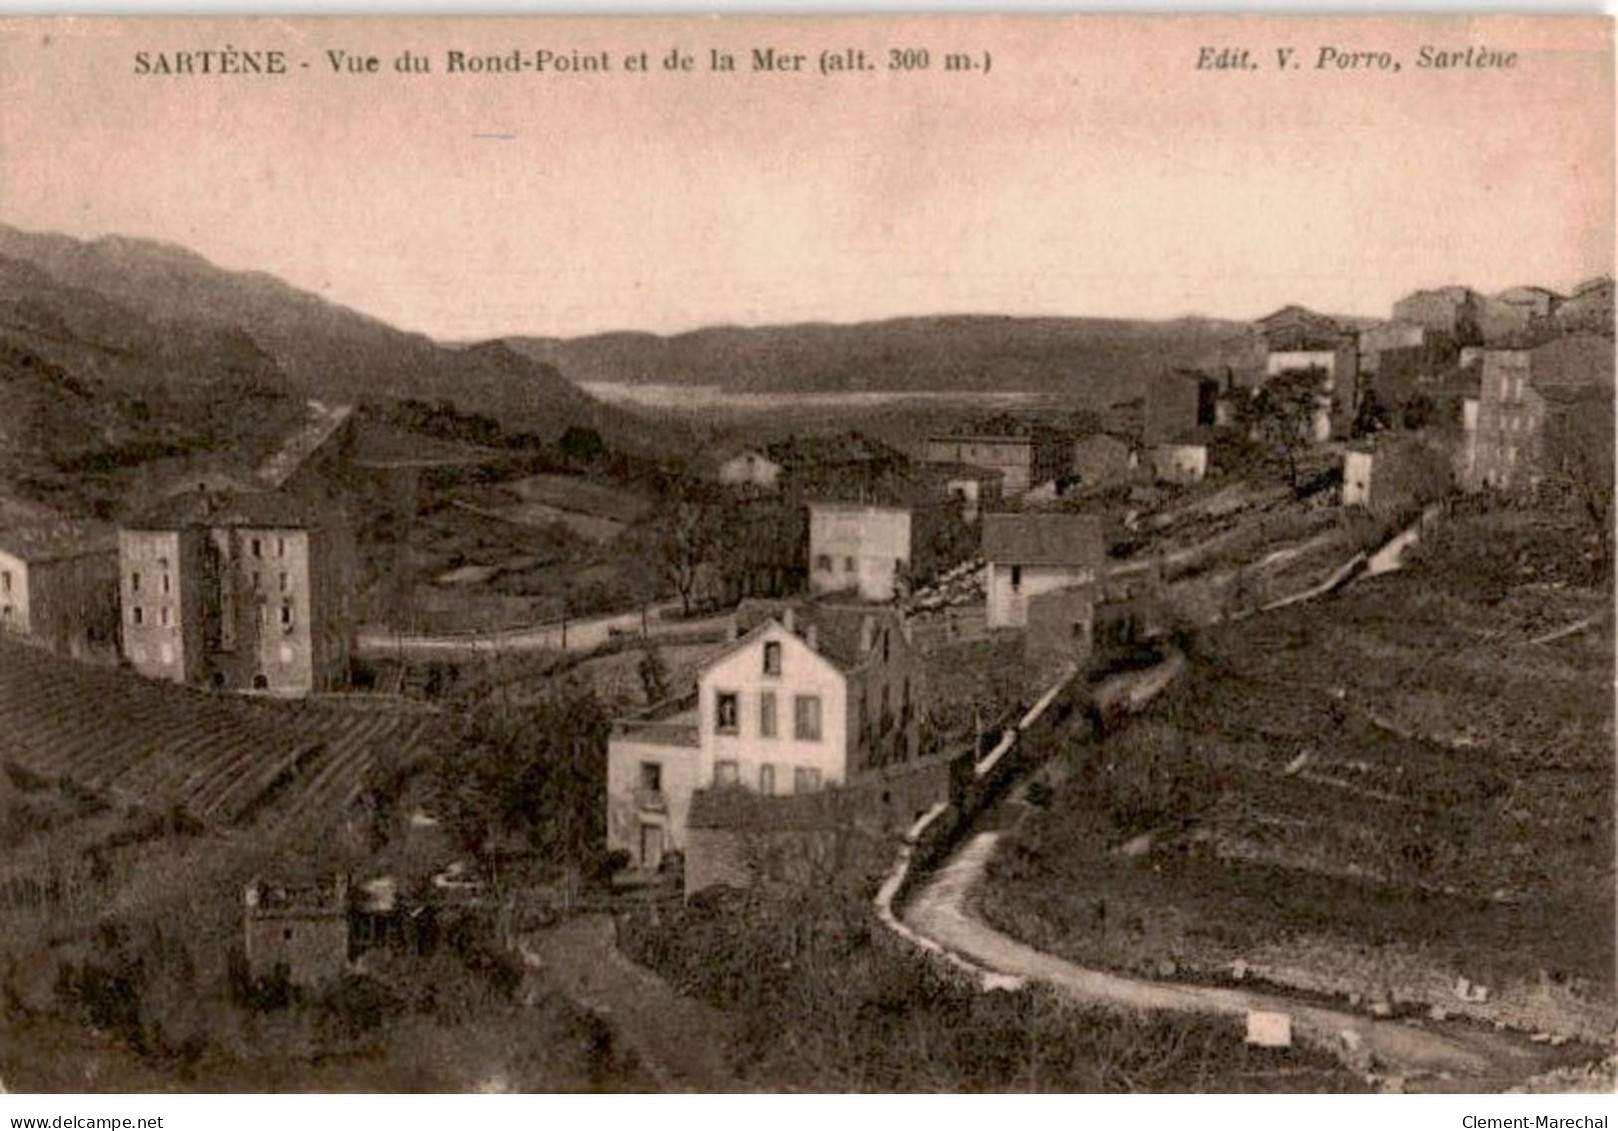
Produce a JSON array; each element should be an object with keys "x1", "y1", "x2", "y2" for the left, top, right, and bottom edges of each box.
[{"x1": 0, "y1": 638, "x2": 438, "y2": 838}]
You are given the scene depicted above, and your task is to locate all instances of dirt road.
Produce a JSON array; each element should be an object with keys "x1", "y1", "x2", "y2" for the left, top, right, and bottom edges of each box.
[
  {"x1": 904, "y1": 831, "x2": 1567, "y2": 1092},
  {"x1": 521, "y1": 914, "x2": 739, "y2": 1092},
  {"x1": 357, "y1": 604, "x2": 729, "y2": 658}
]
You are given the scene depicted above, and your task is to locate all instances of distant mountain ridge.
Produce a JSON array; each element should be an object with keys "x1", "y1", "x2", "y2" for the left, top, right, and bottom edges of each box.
[
  {"x1": 0, "y1": 223, "x2": 658, "y2": 452},
  {"x1": 505, "y1": 314, "x2": 1266, "y2": 408}
]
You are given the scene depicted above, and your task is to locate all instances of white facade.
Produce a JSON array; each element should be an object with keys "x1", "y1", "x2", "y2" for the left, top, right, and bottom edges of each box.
[
  {"x1": 1150, "y1": 444, "x2": 1208, "y2": 485},
  {"x1": 986, "y1": 562, "x2": 1098, "y2": 629},
  {"x1": 1342, "y1": 450, "x2": 1374, "y2": 506},
  {"x1": 0, "y1": 548, "x2": 30, "y2": 636},
  {"x1": 698, "y1": 622, "x2": 849, "y2": 795},
  {"x1": 605, "y1": 722, "x2": 702, "y2": 870},
  {"x1": 807, "y1": 504, "x2": 911, "y2": 602},
  {"x1": 717, "y1": 450, "x2": 782, "y2": 492}
]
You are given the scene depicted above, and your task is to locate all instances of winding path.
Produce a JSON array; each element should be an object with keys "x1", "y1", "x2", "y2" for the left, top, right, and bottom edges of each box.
[{"x1": 903, "y1": 832, "x2": 1559, "y2": 1090}]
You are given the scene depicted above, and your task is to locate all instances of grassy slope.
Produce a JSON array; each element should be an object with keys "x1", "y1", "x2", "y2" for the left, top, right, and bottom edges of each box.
[{"x1": 983, "y1": 505, "x2": 1615, "y2": 1040}]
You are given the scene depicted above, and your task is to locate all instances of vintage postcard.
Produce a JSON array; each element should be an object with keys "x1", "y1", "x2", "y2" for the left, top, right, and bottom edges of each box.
[{"x1": 0, "y1": 13, "x2": 1612, "y2": 1099}]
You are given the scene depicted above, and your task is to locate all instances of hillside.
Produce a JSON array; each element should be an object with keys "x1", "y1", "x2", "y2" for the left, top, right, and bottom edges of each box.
[
  {"x1": 507, "y1": 315, "x2": 1265, "y2": 405},
  {"x1": 0, "y1": 253, "x2": 306, "y2": 513},
  {"x1": 0, "y1": 224, "x2": 665, "y2": 454}
]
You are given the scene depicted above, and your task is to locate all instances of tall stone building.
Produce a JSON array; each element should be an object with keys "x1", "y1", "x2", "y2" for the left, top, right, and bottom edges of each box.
[{"x1": 119, "y1": 490, "x2": 355, "y2": 695}]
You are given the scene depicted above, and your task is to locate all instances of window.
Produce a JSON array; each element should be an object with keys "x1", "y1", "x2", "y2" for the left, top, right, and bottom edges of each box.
[
  {"x1": 759, "y1": 764, "x2": 776, "y2": 794},
  {"x1": 132, "y1": 606, "x2": 143, "y2": 626},
  {"x1": 159, "y1": 606, "x2": 169, "y2": 627},
  {"x1": 1011, "y1": 565, "x2": 1023, "y2": 591},
  {"x1": 252, "y1": 572, "x2": 261, "y2": 592},
  {"x1": 815, "y1": 554, "x2": 832, "y2": 571},
  {"x1": 251, "y1": 539, "x2": 262, "y2": 558},
  {"x1": 763, "y1": 640, "x2": 781, "y2": 676},
  {"x1": 639, "y1": 761, "x2": 662, "y2": 793},
  {"x1": 759, "y1": 691, "x2": 777, "y2": 738},
  {"x1": 1, "y1": 571, "x2": 10, "y2": 594},
  {"x1": 715, "y1": 691, "x2": 739, "y2": 733},
  {"x1": 794, "y1": 694, "x2": 822, "y2": 742},
  {"x1": 161, "y1": 573, "x2": 170, "y2": 595},
  {"x1": 279, "y1": 572, "x2": 289, "y2": 592},
  {"x1": 844, "y1": 556, "x2": 855, "y2": 572},
  {"x1": 280, "y1": 601, "x2": 294, "y2": 630},
  {"x1": 714, "y1": 760, "x2": 739, "y2": 787},
  {"x1": 2, "y1": 605, "x2": 12, "y2": 620},
  {"x1": 883, "y1": 630, "x2": 890, "y2": 663},
  {"x1": 793, "y1": 767, "x2": 822, "y2": 794},
  {"x1": 131, "y1": 571, "x2": 141, "y2": 593},
  {"x1": 277, "y1": 537, "x2": 286, "y2": 557}
]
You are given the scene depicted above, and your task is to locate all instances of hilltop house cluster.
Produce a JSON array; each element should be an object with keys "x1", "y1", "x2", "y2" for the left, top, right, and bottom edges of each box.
[
  {"x1": 609, "y1": 275, "x2": 1614, "y2": 884},
  {"x1": 0, "y1": 402, "x2": 360, "y2": 695}
]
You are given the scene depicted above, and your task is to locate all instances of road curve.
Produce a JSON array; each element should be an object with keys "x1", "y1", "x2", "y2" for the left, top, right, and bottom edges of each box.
[{"x1": 903, "y1": 831, "x2": 1563, "y2": 1092}]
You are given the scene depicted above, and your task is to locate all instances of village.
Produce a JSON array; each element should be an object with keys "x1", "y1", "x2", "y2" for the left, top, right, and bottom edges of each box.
[{"x1": 1, "y1": 270, "x2": 1613, "y2": 1094}]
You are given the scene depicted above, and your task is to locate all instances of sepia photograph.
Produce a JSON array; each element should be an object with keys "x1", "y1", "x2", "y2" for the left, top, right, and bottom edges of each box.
[{"x1": 0, "y1": 11, "x2": 1612, "y2": 1099}]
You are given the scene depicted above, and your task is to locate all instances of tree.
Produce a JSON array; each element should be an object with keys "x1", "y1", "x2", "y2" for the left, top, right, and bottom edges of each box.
[
  {"x1": 659, "y1": 487, "x2": 716, "y2": 616},
  {"x1": 560, "y1": 425, "x2": 607, "y2": 467},
  {"x1": 434, "y1": 679, "x2": 611, "y2": 880},
  {"x1": 1244, "y1": 368, "x2": 1323, "y2": 490},
  {"x1": 1545, "y1": 399, "x2": 1615, "y2": 580}
]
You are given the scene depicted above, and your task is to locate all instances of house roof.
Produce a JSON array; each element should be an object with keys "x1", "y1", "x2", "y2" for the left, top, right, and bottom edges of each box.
[
  {"x1": 732, "y1": 598, "x2": 905, "y2": 671},
  {"x1": 765, "y1": 431, "x2": 905, "y2": 468},
  {"x1": 982, "y1": 513, "x2": 1105, "y2": 568},
  {"x1": 124, "y1": 488, "x2": 334, "y2": 532},
  {"x1": 0, "y1": 517, "x2": 118, "y2": 562},
  {"x1": 927, "y1": 462, "x2": 1006, "y2": 484}
]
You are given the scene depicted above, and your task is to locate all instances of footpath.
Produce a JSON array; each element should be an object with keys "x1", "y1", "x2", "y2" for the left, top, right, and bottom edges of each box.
[{"x1": 520, "y1": 914, "x2": 740, "y2": 1092}]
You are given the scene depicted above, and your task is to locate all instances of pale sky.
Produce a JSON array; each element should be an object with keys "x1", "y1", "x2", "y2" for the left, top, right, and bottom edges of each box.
[{"x1": 1, "y1": 15, "x2": 1612, "y2": 339}]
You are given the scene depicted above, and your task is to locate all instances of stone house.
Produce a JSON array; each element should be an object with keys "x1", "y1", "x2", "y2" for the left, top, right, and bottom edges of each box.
[
  {"x1": 1144, "y1": 370, "x2": 1221, "y2": 446},
  {"x1": 982, "y1": 513, "x2": 1106, "y2": 629},
  {"x1": 1470, "y1": 335, "x2": 1615, "y2": 493},
  {"x1": 1392, "y1": 286, "x2": 1483, "y2": 343},
  {"x1": 242, "y1": 876, "x2": 351, "y2": 987},
  {"x1": 807, "y1": 502, "x2": 912, "y2": 602},
  {"x1": 119, "y1": 489, "x2": 355, "y2": 695},
  {"x1": 922, "y1": 422, "x2": 1072, "y2": 496},
  {"x1": 1071, "y1": 433, "x2": 1137, "y2": 489},
  {"x1": 0, "y1": 519, "x2": 120, "y2": 662}
]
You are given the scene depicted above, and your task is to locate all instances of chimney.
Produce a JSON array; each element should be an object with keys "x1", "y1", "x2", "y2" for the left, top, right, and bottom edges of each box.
[
  {"x1": 782, "y1": 607, "x2": 796, "y2": 634},
  {"x1": 805, "y1": 622, "x2": 819, "y2": 652}
]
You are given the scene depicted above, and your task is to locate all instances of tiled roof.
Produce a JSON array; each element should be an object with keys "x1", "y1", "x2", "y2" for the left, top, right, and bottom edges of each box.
[
  {"x1": 732, "y1": 597, "x2": 904, "y2": 671},
  {"x1": 982, "y1": 513, "x2": 1105, "y2": 568},
  {"x1": 124, "y1": 488, "x2": 332, "y2": 532}
]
